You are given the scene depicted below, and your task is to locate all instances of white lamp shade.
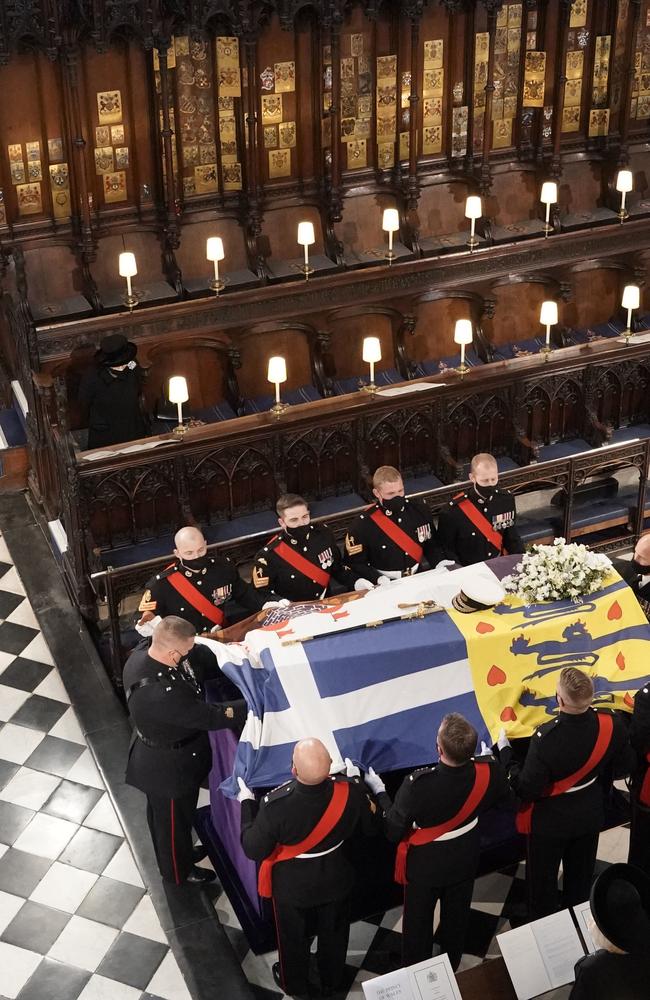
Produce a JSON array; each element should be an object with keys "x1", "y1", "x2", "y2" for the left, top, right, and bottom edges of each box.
[
  {"x1": 118, "y1": 252, "x2": 137, "y2": 278},
  {"x1": 362, "y1": 336, "x2": 382, "y2": 363},
  {"x1": 297, "y1": 221, "x2": 315, "y2": 246},
  {"x1": 540, "y1": 300, "x2": 559, "y2": 326},
  {"x1": 454, "y1": 319, "x2": 473, "y2": 345},
  {"x1": 616, "y1": 170, "x2": 633, "y2": 194},
  {"x1": 540, "y1": 181, "x2": 558, "y2": 205},
  {"x1": 382, "y1": 208, "x2": 400, "y2": 233},
  {"x1": 622, "y1": 285, "x2": 640, "y2": 310},
  {"x1": 267, "y1": 356, "x2": 287, "y2": 384},
  {"x1": 465, "y1": 196, "x2": 482, "y2": 220},
  {"x1": 206, "y1": 237, "x2": 225, "y2": 262},
  {"x1": 168, "y1": 376, "x2": 189, "y2": 404}
]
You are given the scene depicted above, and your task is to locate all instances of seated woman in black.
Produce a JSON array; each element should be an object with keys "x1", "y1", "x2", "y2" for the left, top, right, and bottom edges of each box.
[{"x1": 79, "y1": 334, "x2": 149, "y2": 450}]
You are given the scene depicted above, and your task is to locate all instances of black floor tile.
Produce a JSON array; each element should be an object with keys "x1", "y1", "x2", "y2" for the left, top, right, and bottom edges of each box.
[
  {"x1": 16, "y1": 956, "x2": 90, "y2": 1000},
  {"x1": 24, "y1": 736, "x2": 85, "y2": 778},
  {"x1": 0, "y1": 658, "x2": 51, "y2": 693},
  {"x1": 10, "y1": 695, "x2": 68, "y2": 733},
  {"x1": 357, "y1": 926, "x2": 402, "y2": 975},
  {"x1": 0, "y1": 800, "x2": 35, "y2": 846},
  {"x1": 76, "y1": 876, "x2": 144, "y2": 928},
  {"x1": 0, "y1": 591, "x2": 24, "y2": 620},
  {"x1": 41, "y1": 780, "x2": 103, "y2": 825},
  {"x1": 0, "y1": 622, "x2": 38, "y2": 656},
  {"x1": 1, "y1": 900, "x2": 69, "y2": 954},
  {"x1": 0, "y1": 848, "x2": 52, "y2": 897},
  {"x1": 462, "y1": 907, "x2": 501, "y2": 958},
  {"x1": 96, "y1": 931, "x2": 167, "y2": 989},
  {"x1": 223, "y1": 923, "x2": 250, "y2": 963},
  {"x1": 0, "y1": 560, "x2": 13, "y2": 578},
  {"x1": 0, "y1": 759, "x2": 20, "y2": 792},
  {"x1": 58, "y1": 826, "x2": 122, "y2": 875}
]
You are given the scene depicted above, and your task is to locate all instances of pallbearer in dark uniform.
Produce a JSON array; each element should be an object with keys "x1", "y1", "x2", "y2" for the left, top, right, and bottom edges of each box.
[
  {"x1": 136, "y1": 526, "x2": 265, "y2": 637},
  {"x1": 437, "y1": 452, "x2": 524, "y2": 566},
  {"x1": 365, "y1": 713, "x2": 509, "y2": 970},
  {"x1": 628, "y1": 683, "x2": 650, "y2": 874},
  {"x1": 344, "y1": 466, "x2": 448, "y2": 584},
  {"x1": 611, "y1": 533, "x2": 650, "y2": 617},
  {"x1": 238, "y1": 740, "x2": 378, "y2": 998},
  {"x1": 123, "y1": 616, "x2": 246, "y2": 885},
  {"x1": 499, "y1": 667, "x2": 632, "y2": 919},
  {"x1": 252, "y1": 493, "x2": 374, "y2": 603}
]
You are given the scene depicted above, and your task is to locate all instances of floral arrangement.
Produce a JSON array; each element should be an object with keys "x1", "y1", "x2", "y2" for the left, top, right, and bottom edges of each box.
[{"x1": 502, "y1": 538, "x2": 613, "y2": 604}]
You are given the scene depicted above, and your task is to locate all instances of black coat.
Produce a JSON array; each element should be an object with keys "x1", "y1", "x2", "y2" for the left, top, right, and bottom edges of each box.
[
  {"x1": 377, "y1": 757, "x2": 510, "y2": 887},
  {"x1": 570, "y1": 950, "x2": 650, "y2": 1000},
  {"x1": 252, "y1": 524, "x2": 361, "y2": 602},
  {"x1": 344, "y1": 499, "x2": 444, "y2": 582},
  {"x1": 79, "y1": 364, "x2": 148, "y2": 449},
  {"x1": 123, "y1": 642, "x2": 245, "y2": 798},
  {"x1": 240, "y1": 775, "x2": 378, "y2": 906},
  {"x1": 437, "y1": 486, "x2": 523, "y2": 566}
]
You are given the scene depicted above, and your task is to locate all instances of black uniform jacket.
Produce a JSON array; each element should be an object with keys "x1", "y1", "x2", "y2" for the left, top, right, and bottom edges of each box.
[
  {"x1": 377, "y1": 757, "x2": 510, "y2": 887},
  {"x1": 630, "y1": 683, "x2": 650, "y2": 800},
  {"x1": 124, "y1": 642, "x2": 245, "y2": 798},
  {"x1": 570, "y1": 950, "x2": 650, "y2": 1000},
  {"x1": 240, "y1": 775, "x2": 378, "y2": 906},
  {"x1": 252, "y1": 525, "x2": 361, "y2": 602},
  {"x1": 138, "y1": 555, "x2": 264, "y2": 633},
  {"x1": 344, "y1": 499, "x2": 444, "y2": 583},
  {"x1": 501, "y1": 708, "x2": 633, "y2": 838},
  {"x1": 79, "y1": 365, "x2": 148, "y2": 450},
  {"x1": 437, "y1": 486, "x2": 524, "y2": 566}
]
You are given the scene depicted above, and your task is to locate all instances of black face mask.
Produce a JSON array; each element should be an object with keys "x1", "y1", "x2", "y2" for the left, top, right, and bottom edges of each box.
[
  {"x1": 474, "y1": 483, "x2": 497, "y2": 500},
  {"x1": 381, "y1": 496, "x2": 406, "y2": 514},
  {"x1": 286, "y1": 525, "x2": 310, "y2": 544},
  {"x1": 630, "y1": 559, "x2": 649, "y2": 577},
  {"x1": 181, "y1": 555, "x2": 209, "y2": 572}
]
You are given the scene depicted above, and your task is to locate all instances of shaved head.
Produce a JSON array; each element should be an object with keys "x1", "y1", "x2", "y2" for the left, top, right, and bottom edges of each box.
[
  {"x1": 634, "y1": 533, "x2": 650, "y2": 567},
  {"x1": 292, "y1": 739, "x2": 332, "y2": 785},
  {"x1": 174, "y1": 526, "x2": 207, "y2": 561}
]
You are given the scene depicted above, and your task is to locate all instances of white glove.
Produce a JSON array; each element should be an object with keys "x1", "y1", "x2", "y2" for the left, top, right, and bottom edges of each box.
[
  {"x1": 497, "y1": 727, "x2": 511, "y2": 751},
  {"x1": 344, "y1": 757, "x2": 360, "y2": 778},
  {"x1": 435, "y1": 559, "x2": 456, "y2": 570},
  {"x1": 354, "y1": 578, "x2": 374, "y2": 592},
  {"x1": 134, "y1": 614, "x2": 161, "y2": 638},
  {"x1": 262, "y1": 599, "x2": 291, "y2": 609},
  {"x1": 364, "y1": 767, "x2": 386, "y2": 795},
  {"x1": 210, "y1": 624, "x2": 222, "y2": 634},
  {"x1": 237, "y1": 777, "x2": 255, "y2": 802},
  {"x1": 377, "y1": 576, "x2": 391, "y2": 587},
  {"x1": 478, "y1": 741, "x2": 492, "y2": 756}
]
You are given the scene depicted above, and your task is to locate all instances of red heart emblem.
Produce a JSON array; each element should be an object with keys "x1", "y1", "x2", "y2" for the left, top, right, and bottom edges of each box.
[
  {"x1": 624, "y1": 692, "x2": 634, "y2": 709},
  {"x1": 616, "y1": 652, "x2": 625, "y2": 671},
  {"x1": 500, "y1": 706, "x2": 517, "y2": 722},
  {"x1": 607, "y1": 601, "x2": 622, "y2": 621},
  {"x1": 476, "y1": 621, "x2": 495, "y2": 634},
  {"x1": 487, "y1": 665, "x2": 507, "y2": 686}
]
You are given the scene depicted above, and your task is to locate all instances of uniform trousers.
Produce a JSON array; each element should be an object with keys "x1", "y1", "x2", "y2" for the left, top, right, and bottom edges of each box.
[
  {"x1": 402, "y1": 878, "x2": 474, "y2": 971},
  {"x1": 146, "y1": 787, "x2": 199, "y2": 884},
  {"x1": 629, "y1": 800, "x2": 650, "y2": 874},
  {"x1": 273, "y1": 895, "x2": 350, "y2": 995},
  {"x1": 527, "y1": 831, "x2": 598, "y2": 919}
]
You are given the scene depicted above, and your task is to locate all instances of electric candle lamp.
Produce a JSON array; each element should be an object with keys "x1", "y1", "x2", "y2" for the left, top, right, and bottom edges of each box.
[
  {"x1": 297, "y1": 222, "x2": 315, "y2": 279},
  {"x1": 540, "y1": 300, "x2": 559, "y2": 360},
  {"x1": 118, "y1": 252, "x2": 138, "y2": 310},
  {"x1": 268, "y1": 356, "x2": 289, "y2": 416},
  {"x1": 382, "y1": 208, "x2": 400, "y2": 264},
  {"x1": 616, "y1": 170, "x2": 633, "y2": 222},
  {"x1": 168, "y1": 376, "x2": 189, "y2": 436},
  {"x1": 540, "y1": 182, "x2": 558, "y2": 238},
  {"x1": 206, "y1": 237, "x2": 225, "y2": 295},
  {"x1": 465, "y1": 196, "x2": 482, "y2": 251},
  {"x1": 361, "y1": 336, "x2": 382, "y2": 394},
  {"x1": 454, "y1": 319, "x2": 473, "y2": 377}
]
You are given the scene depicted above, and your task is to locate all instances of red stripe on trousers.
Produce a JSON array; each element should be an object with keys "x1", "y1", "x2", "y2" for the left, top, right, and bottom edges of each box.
[{"x1": 170, "y1": 800, "x2": 180, "y2": 884}]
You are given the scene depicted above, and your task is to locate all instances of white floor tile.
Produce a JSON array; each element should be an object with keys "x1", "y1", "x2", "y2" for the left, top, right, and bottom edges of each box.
[
  {"x1": 0, "y1": 567, "x2": 26, "y2": 597},
  {"x1": 0, "y1": 941, "x2": 41, "y2": 998},
  {"x1": 598, "y1": 824, "x2": 630, "y2": 864},
  {"x1": 77, "y1": 974, "x2": 142, "y2": 1000},
  {"x1": 0, "y1": 535, "x2": 12, "y2": 563},
  {"x1": 0, "y1": 651, "x2": 16, "y2": 677},
  {"x1": 48, "y1": 914, "x2": 119, "y2": 972},
  {"x1": 0, "y1": 843, "x2": 8, "y2": 861},
  {"x1": 123, "y1": 893, "x2": 167, "y2": 944},
  {"x1": 196, "y1": 787, "x2": 210, "y2": 809},
  {"x1": 13, "y1": 812, "x2": 78, "y2": 860},
  {"x1": 0, "y1": 723, "x2": 46, "y2": 764},
  {"x1": 0, "y1": 685, "x2": 30, "y2": 722},
  {"x1": 30, "y1": 860, "x2": 98, "y2": 913},
  {"x1": 102, "y1": 842, "x2": 144, "y2": 888},
  {"x1": 19, "y1": 632, "x2": 54, "y2": 665},
  {"x1": 0, "y1": 890, "x2": 25, "y2": 934},
  {"x1": 0, "y1": 767, "x2": 60, "y2": 810},
  {"x1": 5, "y1": 600, "x2": 40, "y2": 630},
  {"x1": 83, "y1": 793, "x2": 122, "y2": 837},
  {"x1": 33, "y1": 670, "x2": 69, "y2": 703},
  {"x1": 49, "y1": 706, "x2": 86, "y2": 745},
  {"x1": 66, "y1": 749, "x2": 103, "y2": 789},
  {"x1": 146, "y1": 950, "x2": 193, "y2": 1000}
]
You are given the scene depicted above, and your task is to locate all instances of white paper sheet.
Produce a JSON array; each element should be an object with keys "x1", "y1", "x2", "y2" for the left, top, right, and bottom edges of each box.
[
  {"x1": 498, "y1": 910, "x2": 585, "y2": 1000},
  {"x1": 572, "y1": 901, "x2": 597, "y2": 954},
  {"x1": 362, "y1": 954, "x2": 462, "y2": 1000},
  {"x1": 377, "y1": 382, "x2": 444, "y2": 397}
]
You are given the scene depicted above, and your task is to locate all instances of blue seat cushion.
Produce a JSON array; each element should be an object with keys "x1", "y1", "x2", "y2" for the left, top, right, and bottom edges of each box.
[
  {"x1": 310, "y1": 493, "x2": 366, "y2": 517},
  {"x1": 191, "y1": 401, "x2": 238, "y2": 423},
  {"x1": 491, "y1": 337, "x2": 546, "y2": 361},
  {"x1": 0, "y1": 407, "x2": 27, "y2": 447},
  {"x1": 403, "y1": 474, "x2": 444, "y2": 496},
  {"x1": 330, "y1": 369, "x2": 403, "y2": 396},
  {"x1": 567, "y1": 314, "x2": 650, "y2": 346},
  {"x1": 565, "y1": 494, "x2": 633, "y2": 531},
  {"x1": 242, "y1": 384, "x2": 322, "y2": 414},
  {"x1": 609, "y1": 423, "x2": 650, "y2": 444},
  {"x1": 517, "y1": 513, "x2": 557, "y2": 544},
  {"x1": 411, "y1": 350, "x2": 483, "y2": 378},
  {"x1": 536, "y1": 438, "x2": 591, "y2": 461}
]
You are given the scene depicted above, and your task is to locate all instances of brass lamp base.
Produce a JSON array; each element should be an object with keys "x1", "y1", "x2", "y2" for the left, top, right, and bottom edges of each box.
[
  {"x1": 386, "y1": 249, "x2": 395, "y2": 265},
  {"x1": 466, "y1": 234, "x2": 479, "y2": 251},
  {"x1": 172, "y1": 423, "x2": 187, "y2": 437},
  {"x1": 453, "y1": 363, "x2": 469, "y2": 378},
  {"x1": 623, "y1": 327, "x2": 633, "y2": 345},
  {"x1": 270, "y1": 401, "x2": 289, "y2": 417},
  {"x1": 542, "y1": 344, "x2": 552, "y2": 362},
  {"x1": 618, "y1": 208, "x2": 629, "y2": 223},
  {"x1": 543, "y1": 222, "x2": 553, "y2": 237},
  {"x1": 210, "y1": 278, "x2": 226, "y2": 295},
  {"x1": 123, "y1": 293, "x2": 139, "y2": 311},
  {"x1": 360, "y1": 382, "x2": 377, "y2": 396},
  {"x1": 298, "y1": 264, "x2": 315, "y2": 280}
]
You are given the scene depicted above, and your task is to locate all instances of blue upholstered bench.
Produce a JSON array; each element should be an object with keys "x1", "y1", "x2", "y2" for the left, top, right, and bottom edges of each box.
[
  {"x1": 0, "y1": 402, "x2": 27, "y2": 448},
  {"x1": 242, "y1": 384, "x2": 322, "y2": 414},
  {"x1": 410, "y1": 350, "x2": 483, "y2": 378},
  {"x1": 330, "y1": 369, "x2": 403, "y2": 395}
]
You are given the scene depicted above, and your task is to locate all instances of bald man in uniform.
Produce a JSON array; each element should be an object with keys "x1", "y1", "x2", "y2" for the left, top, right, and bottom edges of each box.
[
  {"x1": 238, "y1": 741, "x2": 378, "y2": 998},
  {"x1": 136, "y1": 526, "x2": 265, "y2": 635},
  {"x1": 611, "y1": 533, "x2": 650, "y2": 613}
]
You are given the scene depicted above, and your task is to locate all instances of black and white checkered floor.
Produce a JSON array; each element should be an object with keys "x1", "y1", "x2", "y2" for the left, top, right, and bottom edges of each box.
[{"x1": 0, "y1": 526, "x2": 631, "y2": 1000}]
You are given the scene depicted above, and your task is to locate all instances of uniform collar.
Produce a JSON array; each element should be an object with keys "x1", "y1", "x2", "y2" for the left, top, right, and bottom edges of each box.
[
  {"x1": 558, "y1": 709, "x2": 593, "y2": 723},
  {"x1": 295, "y1": 777, "x2": 334, "y2": 795}
]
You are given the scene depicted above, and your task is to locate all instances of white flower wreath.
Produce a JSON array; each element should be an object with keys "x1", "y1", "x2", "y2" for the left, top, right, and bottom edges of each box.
[{"x1": 502, "y1": 537, "x2": 613, "y2": 604}]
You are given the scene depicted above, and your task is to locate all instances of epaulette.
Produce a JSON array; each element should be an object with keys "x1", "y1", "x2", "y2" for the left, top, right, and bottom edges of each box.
[
  {"x1": 266, "y1": 534, "x2": 282, "y2": 550},
  {"x1": 535, "y1": 717, "x2": 560, "y2": 738},
  {"x1": 449, "y1": 491, "x2": 467, "y2": 506},
  {"x1": 263, "y1": 779, "x2": 294, "y2": 805},
  {"x1": 409, "y1": 764, "x2": 435, "y2": 782},
  {"x1": 157, "y1": 562, "x2": 178, "y2": 581}
]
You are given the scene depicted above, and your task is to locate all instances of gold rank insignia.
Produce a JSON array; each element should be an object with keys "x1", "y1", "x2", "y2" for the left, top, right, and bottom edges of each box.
[
  {"x1": 138, "y1": 589, "x2": 157, "y2": 612},
  {"x1": 345, "y1": 533, "x2": 363, "y2": 555},
  {"x1": 253, "y1": 565, "x2": 269, "y2": 588}
]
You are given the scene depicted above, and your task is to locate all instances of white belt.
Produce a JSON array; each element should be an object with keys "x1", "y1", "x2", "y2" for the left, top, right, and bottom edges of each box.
[
  {"x1": 373, "y1": 565, "x2": 419, "y2": 580},
  {"x1": 295, "y1": 841, "x2": 343, "y2": 859},
  {"x1": 412, "y1": 817, "x2": 478, "y2": 842},
  {"x1": 564, "y1": 776, "x2": 597, "y2": 794}
]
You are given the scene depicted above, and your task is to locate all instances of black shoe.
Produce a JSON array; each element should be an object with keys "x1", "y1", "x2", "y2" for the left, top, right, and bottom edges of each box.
[
  {"x1": 272, "y1": 962, "x2": 310, "y2": 998},
  {"x1": 185, "y1": 865, "x2": 216, "y2": 885},
  {"x1": 192, "y1": 843, "x2": 208, "y2": 863}
]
